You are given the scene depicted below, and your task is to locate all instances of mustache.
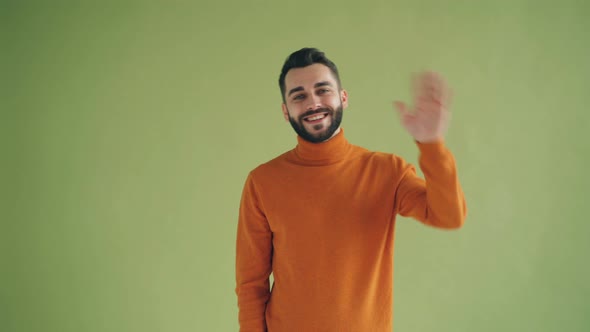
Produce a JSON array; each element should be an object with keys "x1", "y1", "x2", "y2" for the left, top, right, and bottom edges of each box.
[{"x1": 298, "y1": 108, "x2": 333, "y2": 121}]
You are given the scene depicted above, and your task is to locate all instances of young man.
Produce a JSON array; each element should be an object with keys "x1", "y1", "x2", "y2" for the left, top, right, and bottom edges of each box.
[{"x1": 235, "y1": 48, "x2": 467, "y2": 331}]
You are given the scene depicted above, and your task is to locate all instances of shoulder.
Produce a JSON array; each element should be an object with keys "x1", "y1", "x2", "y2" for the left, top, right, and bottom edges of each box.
[
  {"x1": 351, "y1": 144, "x2": 409, "y2": 169},
  {"x1": 249, "y1": 149, "x2": 292, "y2": 179},
  {"x1": 344, "y1": 145, "x2": 415, "y2": 186}
]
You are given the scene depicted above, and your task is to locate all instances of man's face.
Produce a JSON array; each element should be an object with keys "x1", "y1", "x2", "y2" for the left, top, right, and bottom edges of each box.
[{"x1": 282, "y1": 63, "x2": 348, "y2": 143}]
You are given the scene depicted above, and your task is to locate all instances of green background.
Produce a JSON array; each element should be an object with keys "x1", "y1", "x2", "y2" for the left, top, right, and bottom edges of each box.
[{"x1": 4, "y1": 1, "x2": 589, "y2": 331}]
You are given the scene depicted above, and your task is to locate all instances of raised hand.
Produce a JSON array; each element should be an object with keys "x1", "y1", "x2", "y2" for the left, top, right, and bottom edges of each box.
[{"x1": 394, "y1": 71, "x2": 451, "y2": 143}]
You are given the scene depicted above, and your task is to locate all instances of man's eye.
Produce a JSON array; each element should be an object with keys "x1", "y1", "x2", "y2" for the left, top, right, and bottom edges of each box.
[
  {"x1": 318, "y1": 89, "x2": 330, "y2": 94},
  {"x1": 293, "y1": 94, "x2": 304, "y2": 100}
]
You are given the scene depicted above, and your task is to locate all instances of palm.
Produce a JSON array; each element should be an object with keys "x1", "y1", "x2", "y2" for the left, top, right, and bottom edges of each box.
[{"x1": 394, "y1": 71, "x2": 451, "y2": 143}]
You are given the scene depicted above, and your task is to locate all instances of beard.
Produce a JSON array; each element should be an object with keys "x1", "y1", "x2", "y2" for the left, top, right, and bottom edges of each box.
[{"x1": 287, "y1": 104, "x2": 344, "y2": 143}]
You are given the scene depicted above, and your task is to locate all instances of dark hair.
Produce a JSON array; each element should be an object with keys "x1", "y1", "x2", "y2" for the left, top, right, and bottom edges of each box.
[{"x1": 278, "y1": 47, "x2": 341, "y2": 102}]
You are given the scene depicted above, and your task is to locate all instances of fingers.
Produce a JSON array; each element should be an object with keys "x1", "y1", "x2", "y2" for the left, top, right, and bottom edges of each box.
[{"x1": 413, "y1": 71, "x2": 450, "y2": 107}]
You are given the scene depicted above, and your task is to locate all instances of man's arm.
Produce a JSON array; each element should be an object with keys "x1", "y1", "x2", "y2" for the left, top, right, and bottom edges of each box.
[
  {"x1": 235, "y1": 173, "x2": 272, "y2": 331},
  {"x1": 393, "y1": 71, "x2": 466, "y2": 228},
  {"x1": 395, "y1": 141, "x2": 467, "y2": 228}
]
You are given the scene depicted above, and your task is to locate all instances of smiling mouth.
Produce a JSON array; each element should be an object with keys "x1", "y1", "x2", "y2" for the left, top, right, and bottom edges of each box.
[{"x1": 303, "y1": 112, "x2": 329, "y2": 123}]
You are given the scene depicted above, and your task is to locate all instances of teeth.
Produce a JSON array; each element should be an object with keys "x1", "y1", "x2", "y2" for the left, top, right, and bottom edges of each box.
[{"x1": 307, "y1": 114, "x2": 326, "y2": 121}]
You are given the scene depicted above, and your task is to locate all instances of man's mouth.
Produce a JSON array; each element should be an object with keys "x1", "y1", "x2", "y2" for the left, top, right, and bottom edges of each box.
[{"x1": 303, "y1": 112, "x2": 329, "y2": 123}]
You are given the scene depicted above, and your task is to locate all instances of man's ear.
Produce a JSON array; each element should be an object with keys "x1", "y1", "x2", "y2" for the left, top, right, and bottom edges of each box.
[
  {"x1": 340, "y1": 89, "x2": 349, "y2": 109},
  {"x1": 281, "y1": 103, "x2": 289, "y2": 122}
]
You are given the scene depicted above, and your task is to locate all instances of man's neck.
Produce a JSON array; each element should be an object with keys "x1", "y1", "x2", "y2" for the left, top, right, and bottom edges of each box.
[{"x1": 322, "y1": 127, "x2": 341, "y2": 143}]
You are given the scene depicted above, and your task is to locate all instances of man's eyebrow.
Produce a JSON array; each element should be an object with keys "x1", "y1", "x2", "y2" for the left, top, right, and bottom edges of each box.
[
  {"x1": 287, "y1": 81, "x2": 334, "y2": 97},
  {"x1": 287, "y1": 86, "x2": 304, "y2": 97},
  {"x1": 314, "y1": 81, "x2": 333, "y2": 88}
]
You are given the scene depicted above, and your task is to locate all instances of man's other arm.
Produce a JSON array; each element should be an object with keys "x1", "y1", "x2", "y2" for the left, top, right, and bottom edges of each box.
[{"x1": 235, "y1": 173, "x2": 272, "y2": 331}]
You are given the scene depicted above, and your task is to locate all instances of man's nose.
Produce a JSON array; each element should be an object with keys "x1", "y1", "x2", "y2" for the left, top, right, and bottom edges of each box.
[{"x1": 306, "y1": 95, "x2": 321, "y2": 111}]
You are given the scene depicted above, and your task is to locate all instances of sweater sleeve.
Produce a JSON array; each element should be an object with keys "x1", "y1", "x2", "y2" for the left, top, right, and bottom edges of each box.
[
  {"x1": 235, "y1": 172, "x2": 273, "y2": 331},
  {"x1": 395, "y1": 141, "x2": 467, "y2": 229}
]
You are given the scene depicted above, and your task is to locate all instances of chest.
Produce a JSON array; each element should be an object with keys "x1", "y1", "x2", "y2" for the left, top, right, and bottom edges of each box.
[{"x1": 260, "y1": 161, "x2": 398, "y2": 237}]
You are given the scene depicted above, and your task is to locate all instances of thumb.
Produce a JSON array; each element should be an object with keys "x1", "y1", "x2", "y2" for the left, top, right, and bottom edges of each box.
[
  {"x1": 394, "y1": 101, "x2": 411, "y2": 118},
  {"x1": 394, "y1": 101, "x2": 415, "y2": 128}
]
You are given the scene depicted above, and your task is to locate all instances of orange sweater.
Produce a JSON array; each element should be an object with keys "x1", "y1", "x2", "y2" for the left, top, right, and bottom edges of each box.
[{"x1": 235, "y1": 129, "x2": 466, "y2": 331}]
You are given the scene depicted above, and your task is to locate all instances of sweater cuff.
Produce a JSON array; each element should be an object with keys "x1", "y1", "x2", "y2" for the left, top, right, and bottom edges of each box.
[{"x1": 415, "y1": 140, "x2": 447, "y2": 156}]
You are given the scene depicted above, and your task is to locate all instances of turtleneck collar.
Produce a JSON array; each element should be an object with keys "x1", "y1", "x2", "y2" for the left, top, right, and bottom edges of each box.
[{"x1": 291, "y1": 128, "x2": 351, "y2": 165}]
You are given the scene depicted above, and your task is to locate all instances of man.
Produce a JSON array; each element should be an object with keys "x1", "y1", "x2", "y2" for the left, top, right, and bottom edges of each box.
[{"x1": 235, "y1": 47, "x2": 467, "y2": 331}]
